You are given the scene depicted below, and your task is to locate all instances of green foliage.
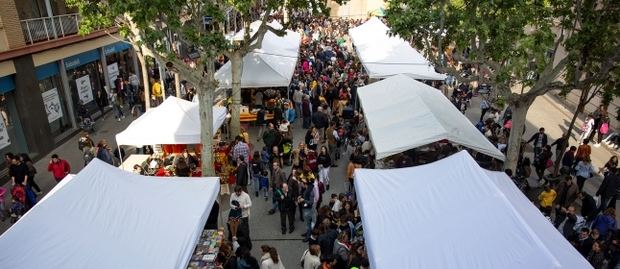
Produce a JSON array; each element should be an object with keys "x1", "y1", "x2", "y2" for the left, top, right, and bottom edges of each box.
[{"x1": 386, "y1": 0, "x2": 619, "y2": 103}]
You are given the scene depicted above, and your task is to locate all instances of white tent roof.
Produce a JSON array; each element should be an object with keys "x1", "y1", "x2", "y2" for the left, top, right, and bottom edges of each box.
[
  {"x1": 349, "y1": 17, "x2": 445, "y2": 80},
  {"x1": 354, "y1": 151, "x2": 592, "y2": 269},
  {"x1": 357, "y1": 74, "x2": 504, "y2": 160},
  {"x1": 116, "y1": 96, "x2": 227, "y2": 146},
  {"x1": 215, "y1": 21, "x2": 301, "y2": 89},
  {"x1": 0, "y1": 159, "x2": 220, "y2": 269}
]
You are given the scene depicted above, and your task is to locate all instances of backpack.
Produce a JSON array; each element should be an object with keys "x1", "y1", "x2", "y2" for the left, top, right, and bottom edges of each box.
[{"x1": 600, "y1": 122, "x2": 609, "y2": 134}]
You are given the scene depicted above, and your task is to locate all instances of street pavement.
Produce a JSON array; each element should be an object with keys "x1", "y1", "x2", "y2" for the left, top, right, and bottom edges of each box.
[{"x1": 0, "y1": 91, "x2": 616, "y2": 266}]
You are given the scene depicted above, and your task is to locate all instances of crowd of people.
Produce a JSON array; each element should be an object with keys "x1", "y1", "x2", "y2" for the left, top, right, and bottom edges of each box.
[{"x1": 211, "y1": 13, "x2": 372, "y2": 269}]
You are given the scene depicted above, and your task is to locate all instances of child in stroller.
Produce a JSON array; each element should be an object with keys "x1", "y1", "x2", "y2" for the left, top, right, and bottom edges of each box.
[
  {"x1": 10, "y1": 185, "x2": 26, "y2": 223},
  {"x1": 77, "y1": 102, "x2": 95, "y2": 132}
]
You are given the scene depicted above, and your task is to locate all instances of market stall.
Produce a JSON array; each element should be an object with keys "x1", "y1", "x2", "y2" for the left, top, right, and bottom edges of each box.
[
  {"x1": 354, "y1": 151, "x2": 591, "y2": 269},
  {"x1": 0, "y1": 159, "x2": 221, "y2": 269},
  {"x1": 357, "y1": 74, "x2": 504, "y2": 161},
  {"x1": 349, "y1": 17, "x2": 445, "y2": 80}
]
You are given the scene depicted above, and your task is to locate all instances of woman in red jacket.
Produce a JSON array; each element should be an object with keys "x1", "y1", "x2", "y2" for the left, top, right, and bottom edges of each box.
[{"x1": 47, "y1": 154, "x2": 71, "y2": 182}]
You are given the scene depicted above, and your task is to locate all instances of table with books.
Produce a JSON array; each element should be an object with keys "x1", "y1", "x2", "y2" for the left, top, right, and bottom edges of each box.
[{"x1": 187, "y1": 229, "x2": 224, "y2": 269}]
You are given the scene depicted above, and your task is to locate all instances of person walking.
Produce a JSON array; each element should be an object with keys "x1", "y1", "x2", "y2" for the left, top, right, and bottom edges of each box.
[
  {"x1": 19, "y1": 153, "x2": 41, "y2": 195},
  {"x1": 575, "y1": 156, "x2": 595, "y2": 191},
  {"x1": 317, "y1": 146, "x2": 332, "y2": 190},
  {"x1": 151, "y1": 78, "x2": 163, "y2": 106},
  {"x1": 300, "y1": 178, "x2": 315, "y2": 242},
  {"x1": 236, "y1": 156, "x2": 250, "y2": 194},
  {"x1": 554, "y1": 176, "x2": 578, "y2": 215},
  {"x1": 302, "y1": 95, "x2": 312, "y2": 129},
  {"x1": 538, "y1": 184, "x2": 556, "y2": 216},
  {"x1": 596, "y1": 168, "x2": 620, "y2": 212},
  {"x1": 277, "y1": 183, "x2": 297, "y2": 234},
  {"x1": 47, "y1": 154, "x2": 70, "y2": 182},
  {"x1": 580, "y1": 115, "x2": 595, "y2": 144},
  {"x1": 230, "y1": 186, "x2": 253, "y2": 244},
  {"x1": 78, "y1": 131, "x2": 96, "y2": 165},
  {"x1": 526, "y1": 127, "x2": 548, "y2": 158},
  {"x1": 95, "y1": 140, "x2": 115, "y2": 165}
]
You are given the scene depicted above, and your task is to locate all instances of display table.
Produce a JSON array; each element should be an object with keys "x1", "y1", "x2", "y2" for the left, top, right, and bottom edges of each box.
[
  {"x1": 239, "y1": 112, "x2": 274, "y2": 123},
  {"x1": 119, "y1": 154, "x2": 151, "y2": 171},
  {"x1": 187, "y1": 229, "x2": 223, "y2": 269}
]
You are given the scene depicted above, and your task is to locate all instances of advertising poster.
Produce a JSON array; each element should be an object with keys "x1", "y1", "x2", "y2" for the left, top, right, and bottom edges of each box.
[
  {"x1": 42, "y1": 88, "x2": 63, "y2": 123},
  {"x1": 76, "y1": 75, "x2": 94, "y2": 104},
  {"x1": 0, "y1": 119, "x2": 11, "y2": 150},
  {"x1": 107, "y1": 63, "x2": 119, "y2": 87}
]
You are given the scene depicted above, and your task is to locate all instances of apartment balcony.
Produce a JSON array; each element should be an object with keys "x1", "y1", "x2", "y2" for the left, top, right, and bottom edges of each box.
[{"x1": 20, "y1": 13, "x2": 80, "y2": 44}]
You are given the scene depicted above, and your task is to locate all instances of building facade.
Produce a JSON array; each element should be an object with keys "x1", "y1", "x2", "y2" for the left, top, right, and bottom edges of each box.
[{"x1": 0, "y1": 0, "x2": 139, "y2": 163}]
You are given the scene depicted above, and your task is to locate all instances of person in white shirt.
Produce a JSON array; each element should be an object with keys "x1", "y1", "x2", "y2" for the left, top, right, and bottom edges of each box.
[
  {"x1": 293, "y1": 88, "x2": 303, "y2": 118},
  {"x1": 230, "y1": 186, "x2": 252, "y2": 219},
  {"x1": 230, "y1": 186, "x2": 252, "y2": 241},
  {"x1": 128, "y1": 72, "x2": 140, "y2": 91}
]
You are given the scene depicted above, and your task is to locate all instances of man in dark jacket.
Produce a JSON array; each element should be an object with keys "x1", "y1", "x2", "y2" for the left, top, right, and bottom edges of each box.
[
  {"x1": 301, "y1": 179, "x2": 315, "y2": 242},
  {"x1": 302, "y1": 95, "x2": 312, "y2": 129},
  {"x1": 555, "y1": 206, "x2": 578, "y2": 240},
  {"x1": 236, "y1": 156, "x2": 249, "y2": 193},
  {"x1": 262, "y1": 123, "x2": 278, "y2": 149},
  {"x1": 277, "y1": 183, "x2": 297, "y2": 234},
  {"x1": 312, "y1": 106, "x2": 329, "y2": 140},
  {"x1": 527, "y1": 127, "x2": 548, "y2": 158},
  {"x1": 318, "y1": 222, "x2": 338, "y2": 260},
  {"x1": 554, "y1": 176, "x2": 579, "y2": 214},
  {"x1": 578, "y1": 191, "x2": 598, "y2": 222},
  {"x1": 596, "y1": 167, "x2": 620, "y2": 212}
]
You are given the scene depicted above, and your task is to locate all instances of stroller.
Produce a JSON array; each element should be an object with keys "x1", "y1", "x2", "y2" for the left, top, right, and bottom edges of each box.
[
  {"x1": 10, "y1": 185, "x2": 26, "y2": 223},
  {"x1": 80, "y1": 117, "x2": 95, "y2": 132},
  {"x1": 77, "y1": 103, "x2": 95, "y2": 132}
]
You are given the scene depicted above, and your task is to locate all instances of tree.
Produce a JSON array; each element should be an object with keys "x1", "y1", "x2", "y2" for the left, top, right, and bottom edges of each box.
[
  {"x1": 387, "y1": 0, "x2": 620, "y2": 171},
  {"x1": 68, "y1": 0, "x2": 344, "y2": 176}
]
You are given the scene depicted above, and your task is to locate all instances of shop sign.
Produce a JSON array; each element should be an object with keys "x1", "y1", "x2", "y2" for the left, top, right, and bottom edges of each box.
[
  {"x1": 76, "y1": 75, "x2": 94, "y2": 104},
  {"x1": 0, "y1": 119, "x2": 11, "y2": 150},
  {"x1": 107, "y1": 63, "x2": 119, "y2": 88},
  {"x1": 42, "y1": 88, "x2": 63, "y2": 123}
]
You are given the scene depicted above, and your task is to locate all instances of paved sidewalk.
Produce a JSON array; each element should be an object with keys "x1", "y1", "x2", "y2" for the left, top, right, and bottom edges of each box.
[{"x1": 465, "y1": 92, "x2": 614, "y2": 197}]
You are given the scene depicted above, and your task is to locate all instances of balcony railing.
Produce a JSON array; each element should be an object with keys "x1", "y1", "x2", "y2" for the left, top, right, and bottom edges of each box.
[{"x1": 20, "y1": 13, "x2": 80, "y2": 44}]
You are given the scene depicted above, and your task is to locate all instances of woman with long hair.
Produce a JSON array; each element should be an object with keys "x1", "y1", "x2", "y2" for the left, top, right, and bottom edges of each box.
[
  {"x1": 317, "y1": 146, "x2": 332, "y2": 190},
  {"x1": 260, "y1": 246, "x2": 284, "y2": 269}
]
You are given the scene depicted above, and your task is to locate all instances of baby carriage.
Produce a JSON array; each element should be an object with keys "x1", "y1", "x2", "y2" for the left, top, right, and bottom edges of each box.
[
  {"x1": 79, "y1": 117, "x2": 95, "y2": 132},
  {"x1": 10, "y1": 185, "x2": 26, "y2": 223}
]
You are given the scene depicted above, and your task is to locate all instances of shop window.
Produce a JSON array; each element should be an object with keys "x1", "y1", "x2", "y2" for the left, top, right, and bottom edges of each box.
[{"x1": 38, "y1": 75, "x2": 73, "y2": 137}]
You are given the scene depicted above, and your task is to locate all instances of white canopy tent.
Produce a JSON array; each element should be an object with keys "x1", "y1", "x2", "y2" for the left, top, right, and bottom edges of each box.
[
  {"x1": 0, "y1": 159, "x2": 220, "y2": 269},
  {"x1": 349, "y1": 17, "x2": 445, "y2": 80},
  {"x1": 354, "y1": 151, "x2": 592, "y2": 269},
  {"x1": 357, "y1": 74, "x2": 504, "y2": 161},
  {"x1": 215, "y1": 21, "x2": 301, "y2": 89},
  {"x1": 116, "y1": 96, "x2": 227, "y2": 146}
]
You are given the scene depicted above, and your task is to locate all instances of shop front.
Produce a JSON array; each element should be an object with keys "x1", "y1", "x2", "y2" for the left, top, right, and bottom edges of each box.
[
  {"x1": 0, "y1": 75, "x2": 30, "y2": 164},
  {"x1": 64, "y1": 49, "x2": 107, "y2": 118},
  {"x1": 35, "y1": 62, "x2": 74, "y2": 139},
  {"x1": 104, "y1": 42, "x2": 137, "y2": 89}
]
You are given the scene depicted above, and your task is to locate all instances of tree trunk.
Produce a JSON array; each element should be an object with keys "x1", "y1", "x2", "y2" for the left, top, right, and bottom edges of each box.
[
  {"x1": 175, "y1": 72, "x2": 181, "y2": 98},
  {"x1": 230, "y1": 51, "x2": 243, "y2": 137},
  {"x1": 136, "y1": 51, "x2": 151, "y2": 109},
  {"x1": 552, "y1": 89, "x2": 589, "y2": 176},
  {"x1": 199, "y1": 60, "x2": 216, "y2": 177},
  {"x1": 504, "y1": 98, "x2": 535, "y2": 172}
]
